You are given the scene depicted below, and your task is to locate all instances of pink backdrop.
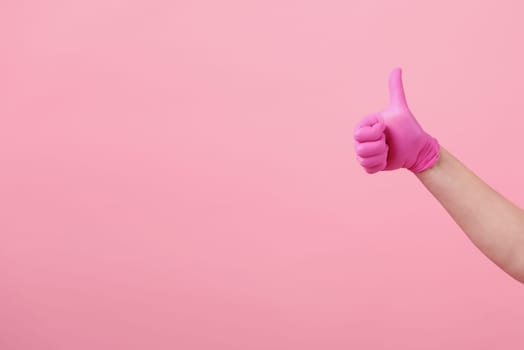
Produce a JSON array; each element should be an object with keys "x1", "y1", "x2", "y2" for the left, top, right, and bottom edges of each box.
[{"x1": 2, "y1": 0, "x2": 524, "y2": 349}]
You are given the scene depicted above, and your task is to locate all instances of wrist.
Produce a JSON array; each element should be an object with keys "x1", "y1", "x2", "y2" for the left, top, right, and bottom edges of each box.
[{"x1": 408, "y1": 135, "x2": 441, "y2": 174}]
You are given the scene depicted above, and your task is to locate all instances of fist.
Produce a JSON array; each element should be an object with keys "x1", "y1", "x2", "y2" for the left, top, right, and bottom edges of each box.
[{"x1": 353, "y1": 68, "x2": 440, "y2": 174}]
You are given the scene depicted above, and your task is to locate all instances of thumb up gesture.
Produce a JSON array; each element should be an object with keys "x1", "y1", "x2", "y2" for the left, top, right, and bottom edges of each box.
[{"x1": 353, "y1": 68, "x2": 440, "y2": 174}]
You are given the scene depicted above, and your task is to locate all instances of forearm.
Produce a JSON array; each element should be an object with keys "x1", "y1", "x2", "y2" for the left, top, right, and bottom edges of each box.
[{"x1": 415, "y1": 146, "x2": 524, "y2": 283}]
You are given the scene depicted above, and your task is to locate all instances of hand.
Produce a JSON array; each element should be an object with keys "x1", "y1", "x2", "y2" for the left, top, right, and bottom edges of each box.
[{"x1": 353, "y1": 68, "x2": 440, "y2": 174}]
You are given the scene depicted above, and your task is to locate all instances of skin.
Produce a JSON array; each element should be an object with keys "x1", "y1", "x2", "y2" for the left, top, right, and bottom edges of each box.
[{"x1": 415, "y1": 145, "x2": 524, "y2": 283}]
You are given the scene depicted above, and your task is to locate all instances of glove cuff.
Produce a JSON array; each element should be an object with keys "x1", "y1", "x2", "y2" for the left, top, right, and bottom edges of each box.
[{"x1": 408, "y1": 135, "x2": 440, "y2": 173}]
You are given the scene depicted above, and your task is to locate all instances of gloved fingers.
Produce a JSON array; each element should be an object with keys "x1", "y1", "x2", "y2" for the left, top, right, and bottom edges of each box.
[
  {"x1": 388, "y1": 67, "x2": 408, "y2": 109},
  {"x1": 364, "y1": 163, "x2": 387, "y2": 174},
  {"x1": 354, "y1": 113, "x2": 383, "y2": 129},
  {"x1": 354, "y1": 114, "x2": 386, "y2": 142},
  {"x1": 361, "y1": 161, "x2": 387, "y2": 173},
  {"x1": 357, "y1": 152, "x2": 388, "y2": 168},
  {"x1": 355, "y1": 134, "x2": 388, "y2": 157}
]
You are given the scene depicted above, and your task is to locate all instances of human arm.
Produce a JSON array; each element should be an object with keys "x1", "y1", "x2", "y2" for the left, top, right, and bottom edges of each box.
[
  {"x1": 415, "y1": 145, "x2": 524, "y2": 283},
  {"x1": 353, "y1": 67, "x2": 524, "y2": 283}
]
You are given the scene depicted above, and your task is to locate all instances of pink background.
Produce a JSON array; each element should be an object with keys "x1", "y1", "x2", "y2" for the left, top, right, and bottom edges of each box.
[{"x1": 2, "y1": 0, "x2": 524, "y2": 349}]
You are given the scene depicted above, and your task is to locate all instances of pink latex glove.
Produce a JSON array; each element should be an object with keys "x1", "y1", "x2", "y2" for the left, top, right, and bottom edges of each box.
[{"x1": 353, "y1": 68, "x2": 440, "y2": 174}]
